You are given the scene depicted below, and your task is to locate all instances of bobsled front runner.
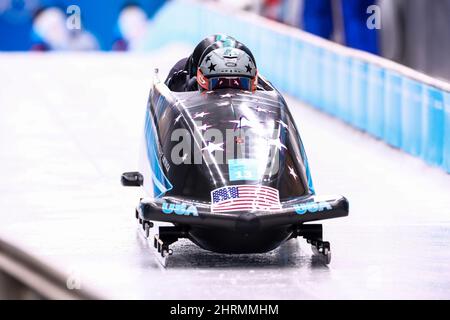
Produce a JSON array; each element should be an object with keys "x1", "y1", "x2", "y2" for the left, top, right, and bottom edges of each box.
[{"x1": 122, "y1": 70, "x2": 348, "y2": 265}]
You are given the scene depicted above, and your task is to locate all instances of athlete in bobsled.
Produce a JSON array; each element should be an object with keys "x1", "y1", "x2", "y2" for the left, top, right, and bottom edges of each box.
[
  {"x1": 121, "y1": 35, "x2": 349, "y2": 266},
  {"x1": 164, "y1": 34, "x2": 258, "y2": 92}
]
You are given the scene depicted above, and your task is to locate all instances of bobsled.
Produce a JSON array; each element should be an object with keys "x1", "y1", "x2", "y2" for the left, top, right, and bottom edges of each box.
[{"x1": 122, "y1": 69, "x2": 348, "y2": 265}]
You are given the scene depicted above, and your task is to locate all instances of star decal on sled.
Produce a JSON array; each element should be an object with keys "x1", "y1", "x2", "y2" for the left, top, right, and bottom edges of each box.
[
  {"x1": 193, "y1": 111, "x2": 210, "y2": 119},
  {"x1": 202, "y1": 141, "x2": 224, "y2": 153},
  {"x1": 288, "y1": 165, "x2": 298, "y2": 180},
  {"x1": 197, "y1": 124, "x2": 212, "y2": 131},
  {"x1": 268, "y1": 137, "x2": 287, "y2": 151},
  {"x1": 253, "y1": 105, "x2": 274, "y2": 113}
]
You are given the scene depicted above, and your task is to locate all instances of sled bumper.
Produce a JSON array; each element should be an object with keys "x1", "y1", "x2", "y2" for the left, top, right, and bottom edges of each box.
[{"x1": 137, "y1": 194, "x2": 348, "y2": 230}]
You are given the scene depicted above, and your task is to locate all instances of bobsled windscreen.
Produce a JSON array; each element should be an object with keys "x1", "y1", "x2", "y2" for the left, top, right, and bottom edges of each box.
[{"x1": 163, "y1": 90, "x2": 315, "y2": 201}]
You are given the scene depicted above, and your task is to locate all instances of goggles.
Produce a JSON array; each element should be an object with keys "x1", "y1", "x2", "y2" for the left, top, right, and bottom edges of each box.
[
  {"x1": 210, "y1": 77, "x2": 251, "y2": 91},
  {"x1": 197, "y1": 69, "x2": 257, "y2": 92}
]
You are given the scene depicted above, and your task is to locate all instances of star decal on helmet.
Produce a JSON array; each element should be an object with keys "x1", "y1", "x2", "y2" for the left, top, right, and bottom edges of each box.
[
  {"x1": 205, "y1": 55, "x2": 211, "y2": 63},
  {"x1": 245, "y1": 64, "x2": 253, "y2": 73},
  {"x1": 208, "y1": 63, "x2": 217, "y2": 72}
]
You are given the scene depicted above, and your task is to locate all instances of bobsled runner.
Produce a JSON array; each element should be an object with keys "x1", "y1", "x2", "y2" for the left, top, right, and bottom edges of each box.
[{"x1": 122, "y1": 69, "x2": 348, "y2": 266}]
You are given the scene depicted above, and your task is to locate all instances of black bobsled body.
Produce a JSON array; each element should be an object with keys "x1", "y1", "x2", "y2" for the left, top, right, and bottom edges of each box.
[{"x1": 122, "y1": 71, "x2": 348, "y2": 263}]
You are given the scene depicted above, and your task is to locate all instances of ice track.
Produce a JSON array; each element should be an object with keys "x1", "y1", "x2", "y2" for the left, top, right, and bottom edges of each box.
[{"x1": 0, "y1": 46, "x2": 449, "y2": 299}]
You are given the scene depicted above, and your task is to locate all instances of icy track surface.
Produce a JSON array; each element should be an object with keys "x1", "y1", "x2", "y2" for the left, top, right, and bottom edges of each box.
[{"x1": 0, "y1": 46, "x2": 449, "y2": 299}]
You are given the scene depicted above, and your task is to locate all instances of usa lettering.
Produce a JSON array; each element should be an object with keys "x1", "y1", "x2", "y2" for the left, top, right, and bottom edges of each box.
[
  {"x1": 162, "y1": 202, "x2": 199, "y2": 216},
  {"x1": 294, "y1": 202, "x2": 332, "y2": 215}
]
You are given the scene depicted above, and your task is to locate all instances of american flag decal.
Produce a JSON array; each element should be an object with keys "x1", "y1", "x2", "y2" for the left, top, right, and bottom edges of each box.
[{"x1": 211, "y1": 185, "x2": 281, "y2": 213}]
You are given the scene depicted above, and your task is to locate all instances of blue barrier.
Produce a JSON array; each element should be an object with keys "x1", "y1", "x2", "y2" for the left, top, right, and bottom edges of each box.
[
  {"x1": 336, "y1": 55, "x2": 351, "y2": 123},
  {"x1": 267, "y1": 29, "x2": 282, "y2": 87},
  {"x1": 350, "y1": 59, "x2": 368, "y2": 131},
  {"x1": 310, "y1": 45, "x2": 324, "y2": 109},
  {"x1": 296, "y1": 41, "x2": 309, "y2": 102},
  {"x1": 444, "y1": 92, "x2": 450, "y2": 172},
  {"x1": 321, "y1": 50, "x2": 338, "y2": 116},
  {"x1": 401, "y1": 78, "x2": 423, "y2": 156},
  {"x1": 143, "y1": 0, "x2": 450, "y2": 173},
  {"x1": 287, "y1": 36, "x2": 299, "y2": 97},
  {"x1": 277, "y1": 33, "x2": 292, "y2": 91},
  {"x1": 422, "y1": 87, "x2": 445, "y2": 167},
  {"x1": 384, "y1": 71, "x2": 403, "y2": 148},
  {"x1": 366, "y1": 64, "x2": 385, "y2": 139}
]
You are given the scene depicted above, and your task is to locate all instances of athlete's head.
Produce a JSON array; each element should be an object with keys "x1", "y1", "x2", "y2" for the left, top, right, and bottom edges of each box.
[
  {"x1": 197, "y1": 46, "x2": 258, "y2": 92},
  {"x1": 189, "y1": 35, "x2": 256, "y2": 73},
  {"x1": 188, "y1": 34, "x2": 238, "y2": 77}
]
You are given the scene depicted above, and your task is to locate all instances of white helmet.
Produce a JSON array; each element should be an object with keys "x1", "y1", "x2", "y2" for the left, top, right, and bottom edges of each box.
[{"x1": 197, "y1": 47, "x2": 258, "y2": 92}]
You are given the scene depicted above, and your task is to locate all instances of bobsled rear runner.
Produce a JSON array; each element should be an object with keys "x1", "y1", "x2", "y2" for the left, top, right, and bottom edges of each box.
[{"x1": 122, "y1": 70, "x2": 349, "y2": 265}]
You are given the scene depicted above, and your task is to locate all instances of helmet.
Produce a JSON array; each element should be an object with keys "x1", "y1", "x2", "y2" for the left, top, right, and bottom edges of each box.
[
  {"x1": 188, "y1": 34, "x2": 238, "y2": 77},
  {"x1": 197, "y1": 47, "x2": 258, "y2": 92}
]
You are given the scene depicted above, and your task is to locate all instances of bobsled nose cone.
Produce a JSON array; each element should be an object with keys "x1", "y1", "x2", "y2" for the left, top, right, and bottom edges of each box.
[{"x1": 235, "y1": 212, "x2": 260, "y2": 233}]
